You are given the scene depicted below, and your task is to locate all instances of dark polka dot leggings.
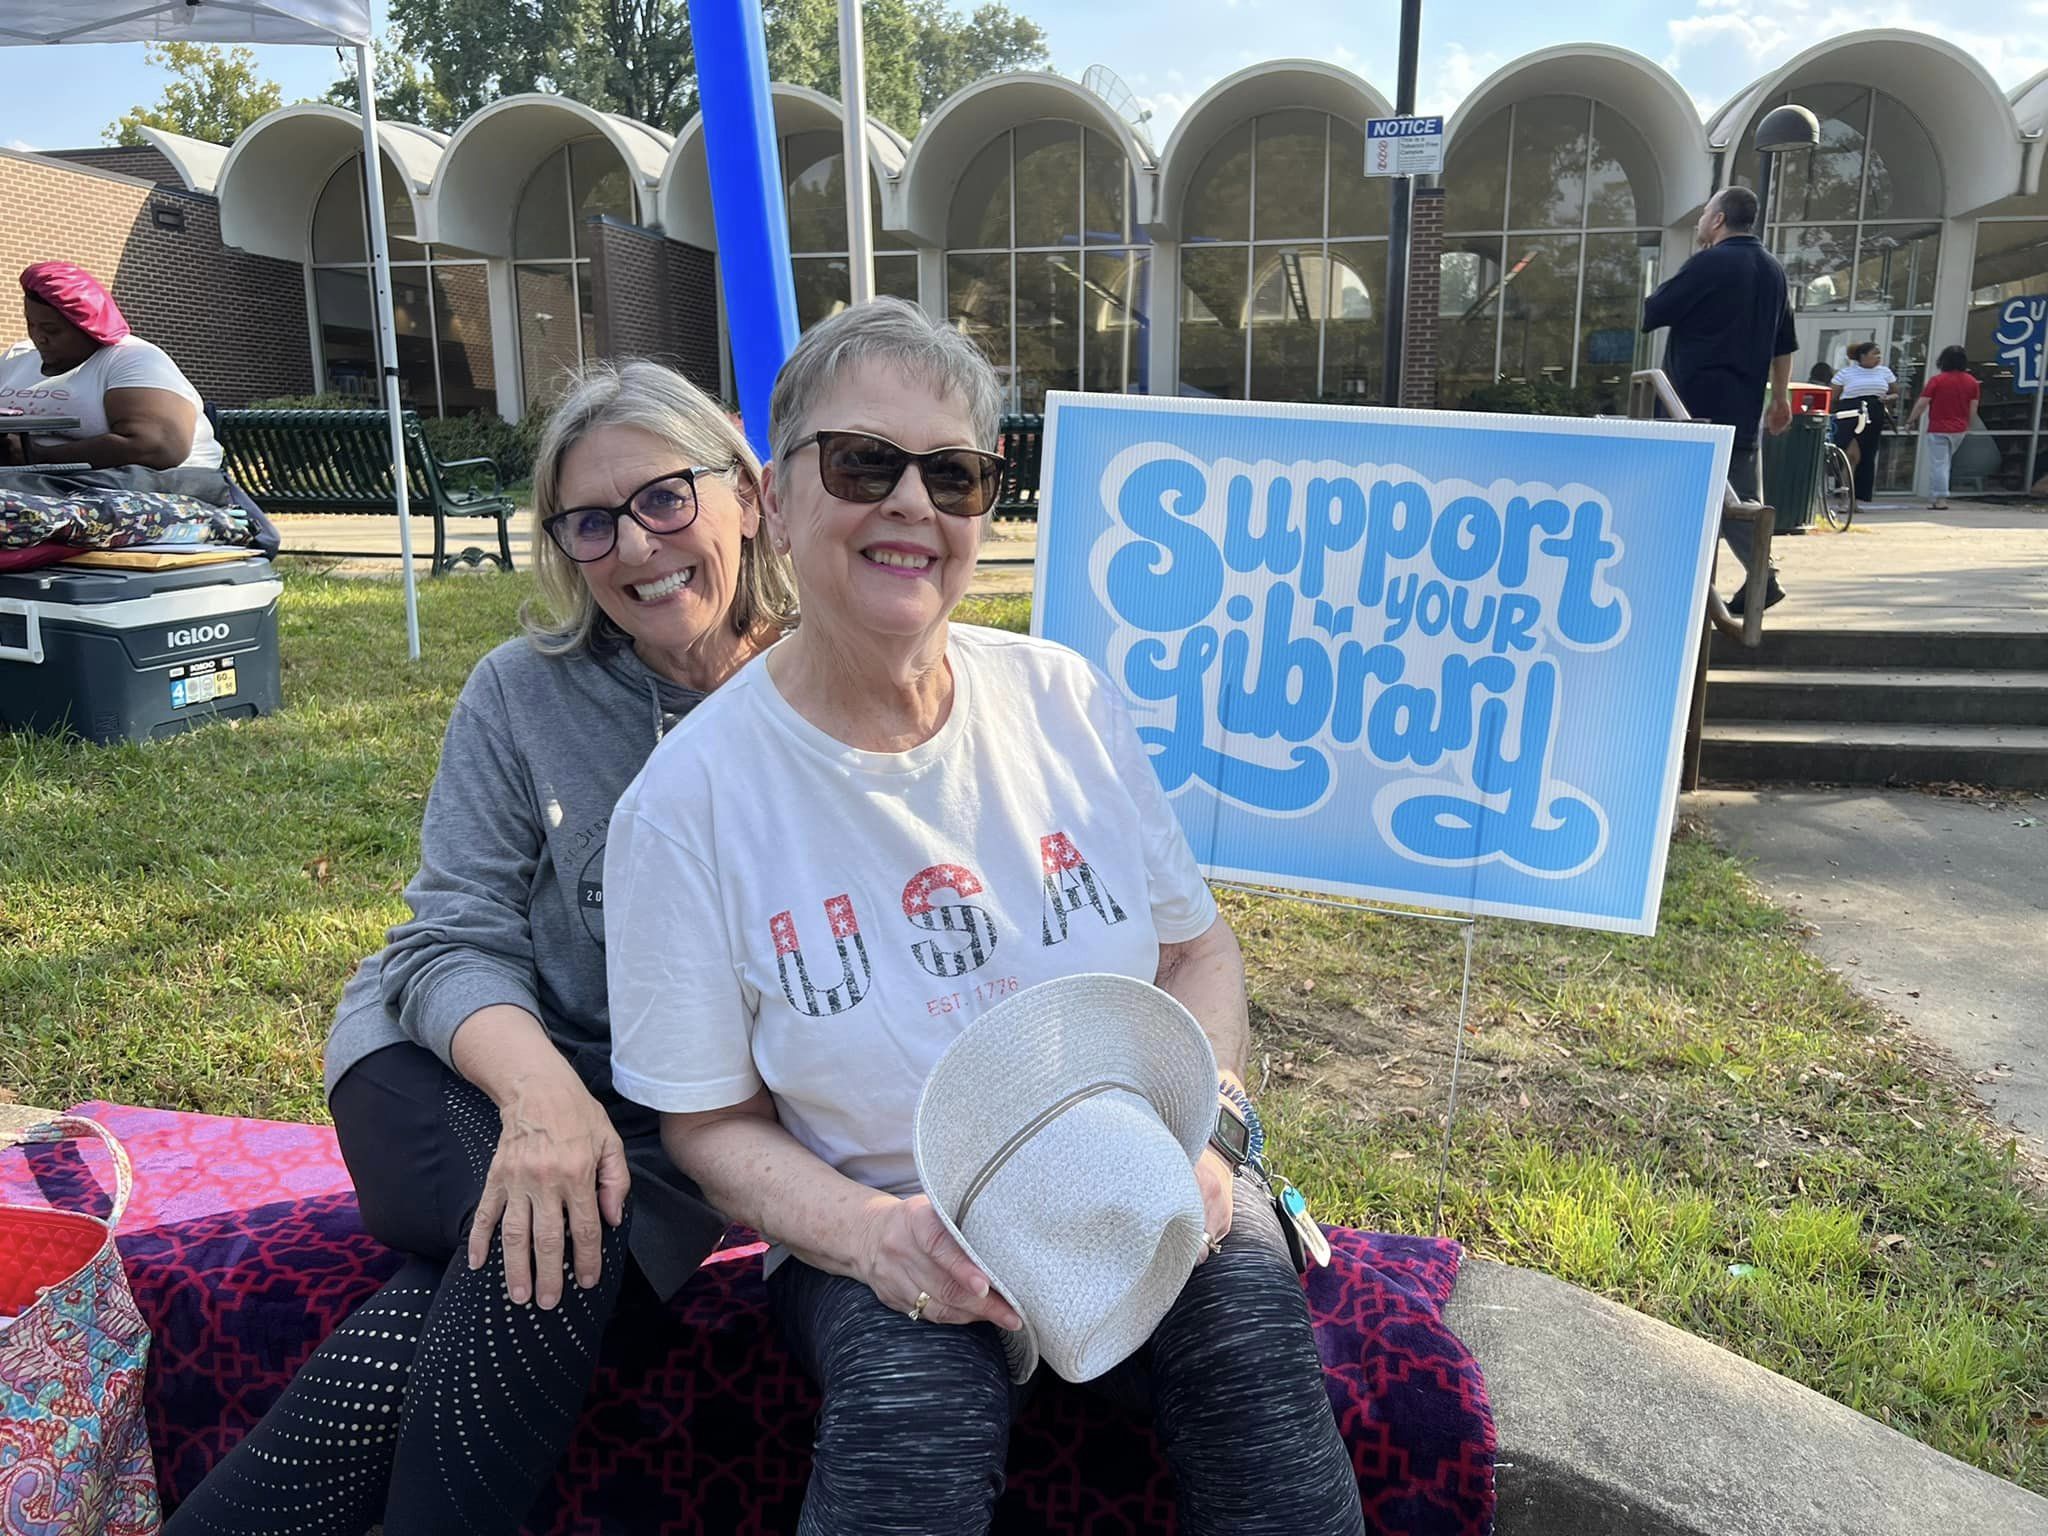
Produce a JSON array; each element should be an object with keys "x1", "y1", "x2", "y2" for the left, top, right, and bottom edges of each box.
[{"x1": 163, "y1": 1049, "x2": 632, "y2": 1536}]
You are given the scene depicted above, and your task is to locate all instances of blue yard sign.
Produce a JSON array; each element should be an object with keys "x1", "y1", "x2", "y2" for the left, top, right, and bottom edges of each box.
[
  {"x1": 1031, "y1": 394, "x2": 1733, "y2": 935},
  {"x1": 1995, "y1": 296, "x2": 2047, "y2": 393}
]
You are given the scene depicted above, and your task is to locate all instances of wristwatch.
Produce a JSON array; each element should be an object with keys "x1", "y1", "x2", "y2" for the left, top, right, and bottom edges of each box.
[{"x1": 1209, "y1": 1097, "x2": 1253, "y2": 1171}]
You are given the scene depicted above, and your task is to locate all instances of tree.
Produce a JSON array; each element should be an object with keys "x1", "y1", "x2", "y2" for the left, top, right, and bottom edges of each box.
[
  {"x1": 325, "y1": 42, "x2": 460, "y2": 134},
  {"x1": 352, "y1": 0, "x2": 1049, "y2": 137},
  {"x1": 106, "y1": 43, "x2": 284, "y2": 147}
]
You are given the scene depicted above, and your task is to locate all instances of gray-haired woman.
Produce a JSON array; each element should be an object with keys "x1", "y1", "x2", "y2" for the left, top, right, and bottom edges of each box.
[
  {"x1": 166, "y1": 360, "x2": 794, "y2": 1535},
  {"x1": 606, "y1": 298, "x2": 1364, "y2": 1534}
]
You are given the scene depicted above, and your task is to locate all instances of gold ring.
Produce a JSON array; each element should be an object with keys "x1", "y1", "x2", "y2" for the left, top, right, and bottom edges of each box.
[{"x1": 907, "y1": 1290, "x2": 931, "y2": 1322}]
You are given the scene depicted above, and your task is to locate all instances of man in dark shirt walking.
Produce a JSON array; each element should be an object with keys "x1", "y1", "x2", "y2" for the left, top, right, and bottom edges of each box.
[{"x1": 1642, "y1": 185, "x2": 1796, "y2": 612}]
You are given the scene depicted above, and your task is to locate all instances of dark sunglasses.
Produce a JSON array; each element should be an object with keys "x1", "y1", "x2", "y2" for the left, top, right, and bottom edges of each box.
[
  {"x1": 787, "y1": 430, "x2": 1007, "y2": 518},
  {"x1": 543, "y1": 467, "x2": 725, "y2": 562}
]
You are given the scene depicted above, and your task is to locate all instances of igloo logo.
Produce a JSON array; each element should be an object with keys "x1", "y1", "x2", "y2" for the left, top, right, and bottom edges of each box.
[{"x1": 166, "y1": 623, "x2": 230, "y2": 648}]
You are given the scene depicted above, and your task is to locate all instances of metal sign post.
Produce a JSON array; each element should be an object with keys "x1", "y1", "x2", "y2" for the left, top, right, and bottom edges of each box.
[{"x1": 1379, "y1": 0, "x2": 1424, "y2": 408}]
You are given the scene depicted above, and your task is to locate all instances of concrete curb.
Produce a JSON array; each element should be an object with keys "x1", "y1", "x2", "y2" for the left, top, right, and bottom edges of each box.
[{"x1": 1445, "y1": 1258, "x2": 2048, "y2": 1535}]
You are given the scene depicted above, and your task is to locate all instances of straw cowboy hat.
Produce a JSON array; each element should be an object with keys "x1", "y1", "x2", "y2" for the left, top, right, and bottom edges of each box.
[{"x1": 912, "y1": 973, "x2": 1217, "y2": 1383}]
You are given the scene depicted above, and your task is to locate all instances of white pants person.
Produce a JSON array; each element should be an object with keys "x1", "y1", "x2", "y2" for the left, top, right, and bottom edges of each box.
[{"x1": 1924, "y1": 430, "x2": 1967, "y2": 501}]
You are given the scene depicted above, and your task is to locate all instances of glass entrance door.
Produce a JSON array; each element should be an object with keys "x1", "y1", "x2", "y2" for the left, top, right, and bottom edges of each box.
[{"x1": 1794, "y1": 317, "x2": 1921, "y2": 495}]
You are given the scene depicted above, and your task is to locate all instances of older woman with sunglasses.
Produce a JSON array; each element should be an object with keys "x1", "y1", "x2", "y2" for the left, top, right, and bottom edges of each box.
[
  {"x1": 166, "y1": 361, "x2": 793, "y2": 1536},
  {"x1": 606, "y1": 298, "x2": 1363, "y2": 1535}
]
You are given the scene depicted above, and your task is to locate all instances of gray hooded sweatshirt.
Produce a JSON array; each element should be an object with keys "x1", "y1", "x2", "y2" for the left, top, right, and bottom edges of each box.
[{"x1": 324, "y1": 631, "x2": 719, "y2": 1295}]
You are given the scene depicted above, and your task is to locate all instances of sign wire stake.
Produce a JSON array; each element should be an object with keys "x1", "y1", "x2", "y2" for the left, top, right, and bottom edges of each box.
[{"x1": 1433, "y1": 918, "x2": 1476, "y2": 1236}]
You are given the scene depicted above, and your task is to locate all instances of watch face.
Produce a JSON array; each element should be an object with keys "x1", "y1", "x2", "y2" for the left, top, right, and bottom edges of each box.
[{"x1": 1212, "y1": 1106, "x2": 1251, "y2": 1163}]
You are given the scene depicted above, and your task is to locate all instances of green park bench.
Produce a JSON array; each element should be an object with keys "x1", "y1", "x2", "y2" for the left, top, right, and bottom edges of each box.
[
  {"x1": 216, "y1": 408, "x2": 517, "y2": 575},
  {"x1": 995, "y1": 413, "x2": 1043, "y2": 522}
]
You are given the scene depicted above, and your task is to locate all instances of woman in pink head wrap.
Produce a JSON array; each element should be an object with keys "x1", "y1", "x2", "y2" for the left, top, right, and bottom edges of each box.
[{"x1": 0, "y1": 261, "x2": 221, "y2": 470}]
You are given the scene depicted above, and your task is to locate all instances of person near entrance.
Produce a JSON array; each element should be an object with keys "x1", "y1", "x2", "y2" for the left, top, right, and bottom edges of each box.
[
  {"x1": 1830, "y1": 340, "x2": 1897, "y2": 508},
  {"x1": 1903, "y1": 345, "x2": 1980, "y2": 509},
  {"x1": 1641, "y1": 185, "x2": 1796, "y2": 614}
]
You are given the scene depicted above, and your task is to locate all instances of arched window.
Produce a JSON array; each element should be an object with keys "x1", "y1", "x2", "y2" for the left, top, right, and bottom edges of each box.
[
  {"x1": 945, "y1": 123, "x2": 1148, "y2": 411},
  {"x1": 779, "y1": 129, "x2": 918, "y2": 329},
  {"x1": 1967, "y1": 175, "x2": 2048, "y2": 494},
  {"x1": 1438, "y1": 95, "x2": 1662, "y2": 413},
  {"x1": 1175, "y1": 111, "x2": 1386, "y2": 402},
  {"x1": 512, "y1": 140, "x2": 634, "y2": 407},
  {"x1": 309, "y1": 156, "x2": 496, "y2": 417}
]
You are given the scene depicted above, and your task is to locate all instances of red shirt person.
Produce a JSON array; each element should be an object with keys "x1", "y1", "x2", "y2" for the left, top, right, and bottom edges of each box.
[{"x1": 1904, "y1": 346, "x2": 1981, "y2": 508}]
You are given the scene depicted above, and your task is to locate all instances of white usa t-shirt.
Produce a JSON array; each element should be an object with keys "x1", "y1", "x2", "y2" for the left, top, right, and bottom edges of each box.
[
  {"x1": 606, "y1": 624, "x2": 1219, "y2": 1198},
  {"x1": 0, "y1": 335, "x2": 222, "y2": 469}
]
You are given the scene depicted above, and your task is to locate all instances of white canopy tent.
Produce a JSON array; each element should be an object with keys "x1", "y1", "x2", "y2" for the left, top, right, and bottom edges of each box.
[{"x1": 0, "y1": 0, "x2": 424, "y2": 658}]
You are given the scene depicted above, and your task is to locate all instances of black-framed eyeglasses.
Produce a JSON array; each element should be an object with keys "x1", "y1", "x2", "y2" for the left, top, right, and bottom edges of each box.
[
  {"x1": 786, "y1": 430, "x2": 1007, "y2": 518},
  {"x1": 543, "y1": 467, "x2": 724, "y2": 562}
]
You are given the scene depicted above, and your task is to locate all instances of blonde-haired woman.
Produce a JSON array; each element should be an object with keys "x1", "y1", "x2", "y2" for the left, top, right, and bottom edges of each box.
[{"x1": 166, "y1": 360, "x2": 793, "y2": 1536}]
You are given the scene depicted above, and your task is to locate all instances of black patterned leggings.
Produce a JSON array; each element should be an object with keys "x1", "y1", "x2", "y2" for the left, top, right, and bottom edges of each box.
[
  {"x1": 163, "y1": 1045, "x2": 632, "y2": 1536},
  {"x1": 766, "y1": 1182, "x2": 1364, "y2": 1536}
]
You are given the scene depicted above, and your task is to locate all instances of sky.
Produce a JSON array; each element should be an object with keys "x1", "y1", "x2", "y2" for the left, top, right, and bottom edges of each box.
[{"x1": 1, "y1": 0, "x2": 2043, "y2": 153}]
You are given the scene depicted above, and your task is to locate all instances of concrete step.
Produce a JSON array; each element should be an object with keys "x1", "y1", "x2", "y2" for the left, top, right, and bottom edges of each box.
[
  {"x1": 1700, "y1": 719, "x2": 2048, "y2": 789},
  {"x1": 1706, "y1": 668, "x2": 2048, "y2": 726},
  {"x1": 1712, "y1": 628, "x2": 2048, "y2": 672}
]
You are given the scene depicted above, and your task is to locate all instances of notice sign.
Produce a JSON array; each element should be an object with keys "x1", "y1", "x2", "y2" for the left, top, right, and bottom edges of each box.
[
  {"x1": 1995, "y1": 296, "x2": 2046, "y2": 393},
  {"x1": 1032, "y1": 394, "x2": 1734, "y2": 935},
  {"x1": 1366, "y1": 115, "x2": 1445, "y2": 176}
]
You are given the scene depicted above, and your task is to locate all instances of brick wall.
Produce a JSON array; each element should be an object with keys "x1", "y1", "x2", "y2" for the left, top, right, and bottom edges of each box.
[
  {"x1": 1401, "y1": 187, "x2": 1444, "y2": 410},
  {"x1": 0, "y1": 150, "x2": 312, "y2": 405},
  {"x1": 589, "y1": 217, "x2": 723, "y2": 399},
  {"x1": 45, "y1": 146, "x2": 180, "y2": 187}
]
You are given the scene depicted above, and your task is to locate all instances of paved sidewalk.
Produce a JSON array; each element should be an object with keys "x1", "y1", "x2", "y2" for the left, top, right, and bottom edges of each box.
[{"x1": 1693, "y1": 786, "x2": 2047, "y2": 1149}]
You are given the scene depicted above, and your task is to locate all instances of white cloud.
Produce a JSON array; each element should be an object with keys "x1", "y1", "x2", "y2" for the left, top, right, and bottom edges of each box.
[
  {"x1": 1418, "y1": 43, "x2": 1504, "y2": 118},
  {"x1": 6, "y1": 137, "x2": 35, "y2": 153},
  {"x1": 1134, "y1": 88, "x2": 1197, "y2": 139}
]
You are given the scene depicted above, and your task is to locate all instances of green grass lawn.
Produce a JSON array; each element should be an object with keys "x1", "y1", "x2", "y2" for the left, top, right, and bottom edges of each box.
[{"x1": 3, "y1": 569, "x2": 2043, "y2": 1492}]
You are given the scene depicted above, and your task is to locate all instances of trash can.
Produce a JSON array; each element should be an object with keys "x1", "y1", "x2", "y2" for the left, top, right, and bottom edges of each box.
[{"x1": 1763, "y1": 411, "x2": 1829, "y2": 533}]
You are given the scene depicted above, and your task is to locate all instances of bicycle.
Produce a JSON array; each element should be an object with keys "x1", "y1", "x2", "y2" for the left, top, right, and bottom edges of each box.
[{"x1": 1817, "y1": 397, "x2": 1867, "y2": 532}]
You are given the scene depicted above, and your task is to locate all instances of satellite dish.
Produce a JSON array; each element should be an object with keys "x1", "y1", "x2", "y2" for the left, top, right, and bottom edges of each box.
[{"x1": 1082, "y1": 64, "x2": 1156, "y2": 156}]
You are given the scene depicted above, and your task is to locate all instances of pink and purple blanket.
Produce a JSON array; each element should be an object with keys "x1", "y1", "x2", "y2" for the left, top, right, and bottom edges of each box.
[{"x1": 6, "y1": 1103, "x2": 1495, "y2": 1534}]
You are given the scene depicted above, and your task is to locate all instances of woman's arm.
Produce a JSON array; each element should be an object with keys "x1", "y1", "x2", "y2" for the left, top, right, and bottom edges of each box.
[
  {"x1": 29, "y1": 385, "x2": 195, "y2": 469},
  {"x1": 1157, "y1": 915, "x2": 1251, "y2": 1251},
  {"x1": 662, "y1": 1095, "x2": 1022, "y2": 1330}
]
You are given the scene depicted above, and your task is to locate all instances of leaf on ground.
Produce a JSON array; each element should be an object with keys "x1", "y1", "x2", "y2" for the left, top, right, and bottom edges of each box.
[{"x1": 303, "y1": 856, "x2": 331, "y2": 885}]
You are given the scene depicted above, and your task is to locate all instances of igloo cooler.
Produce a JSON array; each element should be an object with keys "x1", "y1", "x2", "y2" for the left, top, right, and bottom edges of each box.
[{"x1": 0, "y1": 558, "x2": 282, "y2": 744}]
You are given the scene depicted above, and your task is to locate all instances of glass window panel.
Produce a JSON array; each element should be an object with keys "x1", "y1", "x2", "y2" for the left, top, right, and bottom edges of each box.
[
  {"x1": 1855, "y1": 223, "x2": 1940, "y2": 310},
  {"x1": 1773, "y1": 85, "x2": 1867, "y2": 225},
  {"x1": 1014, "y1": 251, "x2": 1080, "y2": 409},
  {"x1": 1497, "y1": 234, "x2": 1581, "y2": 391},
  {"x1": 571, "y1": 139, "x2": 633, "y2": 260},
  {"x1": 1960, "y1": 435, "x2": 2044, "y2": 495},
  {"x1": 792, "y1": 256, "x2": 853, "y2": 331},
  {"x1": 1013, "y1": 121, "x2": 1083, "y2": 249},
  {"x1": 517, "y1": 262, "x2": 581, "y2": 407},
  {"x1": 1579, "y1": 233, "x2": 1659, "y2": 413},
  {"x1": 876, "y1": 253, "x2": 920, "y2": 304},
  {"x1": 1773, "y1": 225, "x2": 1858, "y2": 310},
  {"x1": 1587, "y1": 104, "x2": 1657, "y2": 229},
  {"x1": 1326, "y1": 119, "x2": 1387, "y2": 239},
  {"x1": 1184, "y1": 120, "x2": 1251, "y2": 243},
  {"x1": 1248, "y1": 244, "x2": 1322, "y2": 401},
  {"x1": 1322, "y1": 239, "x2": 1386, "y2": 403},
  {"x1": 431, "y1": 264, "x2": 496, "y2": 417},
  {"x1": 1177, "y1": 245, "x2": 1249, "y2": 397},
  {"x1": 784, "y1": 130, "x2": 847, "y2": 254},
  {"x1": 1252, "y1": 110, "x2": 1327, "y2": 242},
  {"x1": 1968, "y1": 218, "x2": 2048, "y2": 307},
  {"x1": 947, "y1": 134, "x2": 1011, "y2": 250},
  {"x1": 311, "y1": 161, "x2": 365, "y2": 265},
  {"x1": 1437, "y1": 234, "x2": 1503, "y2": 406},
  {"x1": 515, "y1": 148, "x2": 571, "y2": 261},
  {"x1": 1864, "y1": 93, "x2": 1941, "y2": 220},
  {"x1": 1083, "y1": 129, "x2": 1129, "y2": 246},
  {"x1": 1887, "y1": 313, "x2": 1931, "y2": 407},
  {"x1": 314, "y1": 268, "x2": 376, "y2": 400},
  {"x1": 1441, "y1": 107, "x2": 1509, "y2": 235},
  {"x1": 1877, "y1": 431, "x2": 1917, "y2": 494},
  {"x1": 1082, "y1": 249, "x2": 1149, "y2": 394},
  {"x1": 947, "y1": 252, "x2": 1013, "y2": 401},
  {"x1": 1507, "y1": 97, "x2": 1589, "y2": 231}
]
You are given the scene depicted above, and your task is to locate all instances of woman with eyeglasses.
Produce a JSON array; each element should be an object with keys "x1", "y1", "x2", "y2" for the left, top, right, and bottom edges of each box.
[
  {"x1": 165, "y1": 361, "x2": 795, "y2": 1536},
  {"x1": 604, "y1": 298, "x2": 1364, "y2": 1534}
]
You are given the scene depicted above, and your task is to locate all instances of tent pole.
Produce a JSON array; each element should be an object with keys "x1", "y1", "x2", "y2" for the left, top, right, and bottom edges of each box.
[
  {"x1": 357, "y1": 41, "x2": 422, "y2": 661},
  {"x1": 839, "y1": 0, "x2": 874, "y2": 304}
]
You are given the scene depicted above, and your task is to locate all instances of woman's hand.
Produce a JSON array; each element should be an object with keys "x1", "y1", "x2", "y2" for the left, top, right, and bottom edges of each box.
[
  {"x1": 1195, "y1": 1147, "x2": 1236, "y2": 1262},
  {"x1": 856, "y1": 1194, "x2": 1024, "y2": 1330},
  {"x1": 468, "y1": 1062, "x2": 631, "y2": 1308}
]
